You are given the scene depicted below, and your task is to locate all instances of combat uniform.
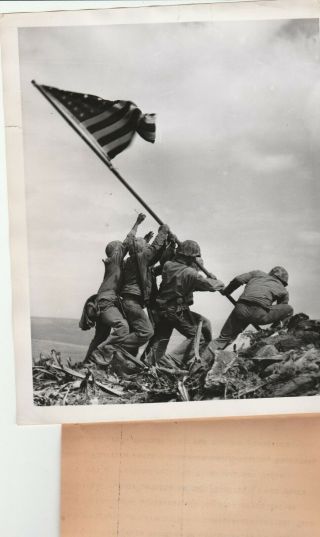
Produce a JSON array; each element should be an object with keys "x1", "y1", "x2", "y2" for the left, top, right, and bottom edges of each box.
[
  {"x1": 84, "y1": 233, "x2": 135, "y2": 361},
  {"x1": 155, "y1": 258, "x2": 224, "y2": 367},
  {"x1": 114, "y1": 225, "x2": 170, "y2": 353},
  {"x1": 215, "y1": 267, "x2": 293, "y2": 349}
]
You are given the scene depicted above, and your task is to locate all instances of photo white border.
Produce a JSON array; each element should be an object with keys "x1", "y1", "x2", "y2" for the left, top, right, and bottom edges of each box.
[{"x1": 1, "y1": 0, "x2": 320, "y2": 424}]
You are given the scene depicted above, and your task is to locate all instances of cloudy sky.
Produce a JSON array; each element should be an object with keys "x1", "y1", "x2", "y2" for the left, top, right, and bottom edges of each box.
[{"x1": 19, "y1": 17, "x2": 320, "y2": 332}]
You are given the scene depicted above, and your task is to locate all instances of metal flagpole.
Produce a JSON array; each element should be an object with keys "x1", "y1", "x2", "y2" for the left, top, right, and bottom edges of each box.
[{"x1": 32, "y1": 80, "x2": 237, "y2": 307}]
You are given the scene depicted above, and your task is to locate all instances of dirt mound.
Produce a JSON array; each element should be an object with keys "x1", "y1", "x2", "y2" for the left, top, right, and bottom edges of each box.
[
  {"x1": 204, "y1": 313, "x2": 320, "y2": 399},
  {"x1": 32, "y1": 313, "x2": 320, "y2": 405}
]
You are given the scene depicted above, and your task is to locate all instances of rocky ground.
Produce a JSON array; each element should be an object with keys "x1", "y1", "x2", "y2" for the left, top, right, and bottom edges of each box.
[{"x1": 33, "y1": 313, "x2": 320, "y2": 406}]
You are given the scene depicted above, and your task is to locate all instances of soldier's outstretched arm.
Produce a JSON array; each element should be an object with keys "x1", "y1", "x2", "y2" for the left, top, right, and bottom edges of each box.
[
  {"x1": 220, "y1": 270, "x2": 263, "y2": 296},
  {"x1": 145, "y1": 224, "x2": 170, "y2": 264},
  {"x1": 220, "y1": 278, "x2": 242, "y2": 296},
  {"x1": 123, "y1": 213, "x2": 146, "y2": 248},
  {"x1": 129, "y1": 212, "x2": 146, "y2": 236},
  {"x1": 193, "y1": 273, "x2": 225, "y2": 292}
]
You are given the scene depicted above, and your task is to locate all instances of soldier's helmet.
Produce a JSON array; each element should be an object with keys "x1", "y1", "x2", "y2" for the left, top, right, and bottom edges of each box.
[
  {"x1": 105, "y1": 240, "x2": 123, "y2": 257},
  {"x1": 269, "y1": 266, "x2": 289, "y2": 286},
  {"x1": 177, "y1": 240, "x2": 201, "y2": 258},
  {"x1": 128, "y1": 237, "x2": 147, "y2": 256}
]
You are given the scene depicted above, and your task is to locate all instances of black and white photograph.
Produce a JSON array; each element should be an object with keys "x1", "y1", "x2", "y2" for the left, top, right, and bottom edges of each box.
[{"x1": 2, "y1": 3, "x2": 320, "y2": 423}]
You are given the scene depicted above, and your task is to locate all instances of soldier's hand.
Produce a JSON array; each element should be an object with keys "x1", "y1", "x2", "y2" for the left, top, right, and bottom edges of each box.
[
  {"x1": 207, "y1": 272, "x2": 217, "y2": 280},
  {"x1": 136, "y1": 213, "x2": 146, "y2": 224},
  {"x1": 144, "y1": 231, "x2": 154, "y2": 243}
]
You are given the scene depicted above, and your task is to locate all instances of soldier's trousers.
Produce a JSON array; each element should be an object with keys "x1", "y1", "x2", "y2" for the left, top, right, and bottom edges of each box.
[
  {"x1": 87, "y1": 299, "x2": 130, "y2": 358},
  {"x1": 143, "y1": 318, "x2": 174, "y2": 365},
  {"x1": 215, "y1": 301, "x2": 294, "y2": 349},
  {"x1": 157, "y1": 307, "x2": 212, "y2": 367},
  {"x1": 84, "y1": 317, "x2": 111, "y2": 362},
  {"x1": 113, "y1": 296, "x2": 154, "y2": 353}
]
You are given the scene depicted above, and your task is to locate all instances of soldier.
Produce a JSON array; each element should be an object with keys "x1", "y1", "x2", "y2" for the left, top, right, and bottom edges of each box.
[
  {"x1": 154, "y1": 240, "x2": 225, "y2": 368},
  {"x1": 80, "y1": 293, "x2": 108, "y2": 362},
  {"x1": 84, "y1": 212, "x2": 146, "y2": 362},
  {"x1": 214, "y1": 266, "x2": 294, "y2": 349},
  {"x1": 98, "y1": 223, "x2": 171, "y2": 357}
]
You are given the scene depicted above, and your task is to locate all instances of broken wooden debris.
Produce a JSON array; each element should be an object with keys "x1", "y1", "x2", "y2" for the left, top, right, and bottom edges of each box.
[
  {"x1": 33, "y1": 312, "x2": 320, "y2": 404},
  {"x1": 37, "y1": 361, "x2": 124, "y2": 398}
]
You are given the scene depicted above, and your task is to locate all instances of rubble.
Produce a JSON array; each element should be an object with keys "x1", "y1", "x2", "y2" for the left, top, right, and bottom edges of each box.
[{"x1": 33, "y1": 312, "x2": 320, "y2": 405}]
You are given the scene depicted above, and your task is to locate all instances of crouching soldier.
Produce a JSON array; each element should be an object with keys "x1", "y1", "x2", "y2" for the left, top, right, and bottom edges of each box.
[
  {"x1": 214, "y1": 266, "x2": 294, "y2": 349},
  {"x1": 155, "y1": 240, "x2": 225, "y2": 369},
  {"x1": 83, "y1": 213, "x2": 146, "y2": 362}
]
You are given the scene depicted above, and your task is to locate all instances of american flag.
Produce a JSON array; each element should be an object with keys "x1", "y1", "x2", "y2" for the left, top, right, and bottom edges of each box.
[{"x1": 38, "y1": 84, "x2": 156, "y2": 159}]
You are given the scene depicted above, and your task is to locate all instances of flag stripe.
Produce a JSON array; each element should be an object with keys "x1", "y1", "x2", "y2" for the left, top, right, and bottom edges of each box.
[
  {"x1": 140, "y1": 119, "x2": 156, "y2": 130},
  {"x1": 138, "y1": 130, "x2": 156, "y2": 143},
  {"x1": 87, "y1": 102, "x2": 131, "y2": 134},
  {"x1": 137, "y1": 116, "x2": 156, "y2": 142},
  {"x1": 97, "y1": 115, "x2": 139, "y2": 147},
  {"x1": 94, "y1": 106, "x2": 140, "y2": 141},
  {"x1": 108, "y1": 143, "x2": 132, "y2": 159},
  {"x1": 82, "y1": 106, "x2": 117, "y2": 128},
  {"x1": 138, "y1": 121, "x2": 156, "y2": 134},
  {"x1": 103, "y1": 131, "x2": 135, "y2": 155}
]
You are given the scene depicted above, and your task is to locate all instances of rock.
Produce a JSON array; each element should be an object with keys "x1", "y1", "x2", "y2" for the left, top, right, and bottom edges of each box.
[
  {"x1": 111, "y1": 349, "x2": 140, "y2": 376},
  {"x1": 250, "y1": 345, "x2": 287, "y2": 371},
  {"x1": 288, "y1": 318, "x2": 320, "y2": 346},
  {"x1": 275, "y1": 361, "x2": 296, "y2": 379},
  {"x1": 250, "y1": 333, "x2": 303, "y2": 352},
  {"x1": 271, "y1": 334, "x2": 303, "y2": 352},
  {"x1": 292, "y1": 319, "x2": 320, "y2": 334},
  {"x1": 294, "y1": 348, "x2": 320, "y2": 372},
  {"x1": 287, "y1": 313, "x2": 309, "y2": 332},
  {"x1": 301, "y1": 347, "x2": 320, "y2": 360},
  {"x1": 270, "y1": 372, "x2": 320, "y2": 397},
  {"x1": 299, "y1": 331, "x2": 320, "y2": 346},
  {"x1": 230, "y1": 333, "x2": 251, "y2": 351},
  {"x1": 263, "y1": 363, "x2": 279, "y2": 377},
  {"x1": 204, "y1": 350, "x2": 236, "y2": 389},
  {"x1": 255, "y1": 344, "x2": 278, "y2": 358}
]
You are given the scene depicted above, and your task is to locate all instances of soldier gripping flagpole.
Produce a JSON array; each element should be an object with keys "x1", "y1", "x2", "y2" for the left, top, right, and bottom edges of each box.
[{"x1": 31, "y1": 80, "x2": 237, "y2": 307}]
